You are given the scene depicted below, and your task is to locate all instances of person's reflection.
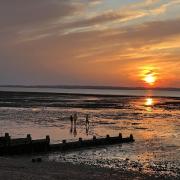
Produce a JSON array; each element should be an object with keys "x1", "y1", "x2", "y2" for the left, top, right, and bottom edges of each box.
[
  {"x1": 70, "y1": 115, "x2": 73, "y2": 133},
  {"x1": 69, "y1": 114, "x2": 78, "y2": 137},
  {"x1": 86, "y1": 125, "x2": 89, "y2": 135},
  {"x1": 73, "y1": 126, "x2": 77, "y2": 137},
  {"x1": 70, "y1": 126, "x2": 73, "y2": 133},
  {"x1": 85, "y1": 114, "x2": 90, "y2": 135}
]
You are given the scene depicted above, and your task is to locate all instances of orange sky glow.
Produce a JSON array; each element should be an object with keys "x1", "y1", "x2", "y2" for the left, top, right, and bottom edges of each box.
[{"x1": 0, "y1": 0, "x2": 179, "y2": 87}]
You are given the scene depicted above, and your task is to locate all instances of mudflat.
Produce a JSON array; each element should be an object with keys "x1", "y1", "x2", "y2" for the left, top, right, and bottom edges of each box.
[{"x1": 0, "y1": 157, "x2": 170, "y2": 180}]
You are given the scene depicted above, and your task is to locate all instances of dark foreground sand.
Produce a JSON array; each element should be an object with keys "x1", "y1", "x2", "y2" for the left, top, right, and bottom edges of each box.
[{"x1": 0, "y1": 157, "x2": 172, "y2": 180}]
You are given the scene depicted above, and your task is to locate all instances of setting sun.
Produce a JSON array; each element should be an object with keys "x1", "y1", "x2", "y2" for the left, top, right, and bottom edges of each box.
[
  {"x1": 139, "y1": 66, "x2": 158, "y2": 86},
  {"x1": 144, "y1": 73, "x2": 156, "y2": 85}
]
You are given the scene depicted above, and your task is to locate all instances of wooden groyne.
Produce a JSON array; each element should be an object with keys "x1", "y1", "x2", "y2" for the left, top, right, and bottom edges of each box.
[
  {"x1": 0, "y1": 133, "x2": 134, "y2": 155},
  {"x1": 0, "y1": 133, "x2": 50, "y2": 155}
]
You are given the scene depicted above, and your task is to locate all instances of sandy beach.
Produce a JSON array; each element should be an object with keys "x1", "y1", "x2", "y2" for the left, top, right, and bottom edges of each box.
[
  {"x1": 0, "y1": 156, "x2": 171, "y2": 180},
  {"x1": 0, "y1": 91, "x2": 180, "y2": 179}
]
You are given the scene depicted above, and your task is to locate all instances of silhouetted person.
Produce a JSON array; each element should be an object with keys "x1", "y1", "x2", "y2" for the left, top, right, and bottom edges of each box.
[
  {"x1": 70, "y1": 115, "x2": 73, "y2": 125},
  {"x1": 74, "y1": 113, "x2": 77, "y2": 127},
  {"x1": 85, "y1": 114, "x2": 90, "y2": 135},
  {"x1": 70, "y1": 115, "x2": 73, "y2": 134},
  {"x1": 86, "y1": 114, "x2": 89, "y2": 126}
]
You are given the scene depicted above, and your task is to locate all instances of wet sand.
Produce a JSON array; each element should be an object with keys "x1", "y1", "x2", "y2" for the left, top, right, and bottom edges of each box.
[
  {"x1": 0, "y1": 91, "x2": 179, "y2": 179},
  {"x1": 0, "y1": 157, "x2": 167, "y2": 180}
]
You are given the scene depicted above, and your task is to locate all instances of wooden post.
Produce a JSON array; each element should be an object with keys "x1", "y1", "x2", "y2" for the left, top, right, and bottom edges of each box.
[
  {"x1": 26, "y1": 134, "x2": 32, "y2": 153},
  {"x1": 46, "y1": 135, "x2": 50, "y2": 144},
  {"x1": 130, "y1": 134, "x2": 134, "y2": 141},
  {"x1": 62, "y1": 140, "x2": 66, "y2": 144},
  {"x1": 45, "y1": 135, "x2": 50, "y2": 152},
  {"x1": 106, "y1": 134, "x2": 110, "y2": 139},
  {"x1": 119, "y1": 133, "x2": 122, "y2": 139},
  {"x1": 5, "y1": 133, "x2": 9, "y2": 138},
  {"x1": 93, "y1": 136, "x2": 96, "y2": 140},
  {"x1": 62, "y1": 140, "x2": 67, "y2": 151},
  {"x1": 27, "y1": 134, "x2": 32, "y2": 143},
  {"x1": 5, "y1": 133, "x2": 10, "y2": 146}
]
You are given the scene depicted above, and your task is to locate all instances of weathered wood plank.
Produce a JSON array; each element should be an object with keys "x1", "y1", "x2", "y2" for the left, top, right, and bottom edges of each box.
[{"x1": 0, "y1": 133, "x2": 134, "y2": 155}]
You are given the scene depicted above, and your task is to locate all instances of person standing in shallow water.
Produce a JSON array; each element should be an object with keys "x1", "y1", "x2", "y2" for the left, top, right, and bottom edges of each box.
[
  {"x1": 74, "y1": 113, "x2": 77, "y2": 127},
  {"x1": 85, "y1": 114, "x2": 90, "y2": 135},
  {"x1": 70, "y1": 115, "x2": 73, "y2": 133},
  {"x1": 86, "y1": 114, "x2": 89, "y2": 126},
  {"x1": 73, "y1": 113, "x2": 78, "y2": 137}
]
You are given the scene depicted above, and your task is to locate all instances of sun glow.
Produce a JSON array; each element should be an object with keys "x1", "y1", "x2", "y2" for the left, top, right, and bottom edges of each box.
[
  {"x1": 144, "y1": 73, "x2": 156, "y2": 85},
  {"x1": 140, "y1": 66, "x2": 158, "y2": 86},
  {"x1": 145, "y1": 98, "x2": 154, "y2": 106}
]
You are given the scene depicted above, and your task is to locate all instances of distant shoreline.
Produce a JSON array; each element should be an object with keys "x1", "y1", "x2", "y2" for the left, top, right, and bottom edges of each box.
[
  {"x1": 0, "y1": 85, "x2": 180, "y2": 91},
  {"x1": 0, "y1": 90, "x2": 180, "y2": 99}
]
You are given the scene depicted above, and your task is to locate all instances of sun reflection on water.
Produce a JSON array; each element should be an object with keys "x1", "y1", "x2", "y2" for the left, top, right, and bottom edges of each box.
[
  {"x1": 145, "y1": 98, "x2": 154, "y2": 106},
  {"x1": 144, "y1": 98, "x2": 154, "y2": 112}
]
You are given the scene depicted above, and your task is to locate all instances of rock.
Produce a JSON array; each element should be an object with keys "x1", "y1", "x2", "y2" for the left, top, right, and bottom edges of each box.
[
  {"x1": 32, "y1": 159, "x2": 36, "y2": 163},
  {"x1": 36, "y1": 158, "x2": 42, "y2": 162}
]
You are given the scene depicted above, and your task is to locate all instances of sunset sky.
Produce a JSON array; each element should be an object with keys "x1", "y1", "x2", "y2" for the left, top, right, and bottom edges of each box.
[{"x1": 0, "y1": 0, "x2": 180, "y2": 87}]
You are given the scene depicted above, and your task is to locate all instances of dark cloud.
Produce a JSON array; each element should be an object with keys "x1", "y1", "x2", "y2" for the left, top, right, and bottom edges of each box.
[
  {"x1": 0, "y1": 0, "x2": 83, "y2": 29},
  {"x1": 63, "y1": 18, "x2": 180, "y2": 53},
  {"x1": 121, "y1": 18, "x2": 180, "y2": 41}
]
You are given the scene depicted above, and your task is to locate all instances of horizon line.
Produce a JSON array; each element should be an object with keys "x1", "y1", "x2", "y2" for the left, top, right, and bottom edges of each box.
[{"x1": 0, "y1": 85, "x2": 180, "y2": 91}]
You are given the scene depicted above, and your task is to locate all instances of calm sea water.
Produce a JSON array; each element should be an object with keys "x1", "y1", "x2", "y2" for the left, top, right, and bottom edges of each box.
[
  {"x1": 0, "y1": 86, "x2": 180, "y2": 97},
  {"x1": 0, "y1": 87, "x2": 179, "y2": 178}
]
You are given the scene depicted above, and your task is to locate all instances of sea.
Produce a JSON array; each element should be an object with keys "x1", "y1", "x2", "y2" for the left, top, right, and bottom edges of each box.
[{"x1": 0, "y1": 86, "x2": 179, "y2": 178}]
